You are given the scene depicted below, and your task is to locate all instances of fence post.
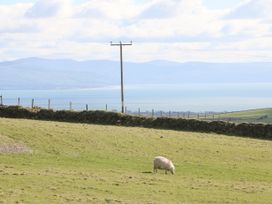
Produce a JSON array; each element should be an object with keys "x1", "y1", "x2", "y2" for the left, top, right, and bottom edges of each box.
[
  {"x1": 86, "y1": 104, "x2": 88, "y2": 111},
  {"x1": 48, "y1": 99, "x2": 51, "y2": 110},
  {"x1": 169, "y1": 111, "x2": 171, "y2": 118},
  {"x1": 0, "y1": 95, "x2": 3, "y2": 106},
  {"x1": 18, "y1": 97, "x2": 20, "y2": 106},
  {"x1": 69, "y1": 102, "x2": 72, "y2": 111},
  {"x1": 138, "y1": 108, "x2": 140, "y2": 116},
  {"x1": 160, "y1": 111, "x2": 163, "y2": 117},
  {"x1": 106, "y1": 104, "x2": 108, "y2": 111},
  {"x1": 187, "y1": 111, "x2": 190, "y2": 119},
  {"x1": 152, "y1": 109, "x2": 154, "y2": 118},
  {"x1": 31, "y1": 99, "x2": 34, "y2": 109},
  {"x1": 197, "y1": 114, "x2": 199, "y2": 119}
]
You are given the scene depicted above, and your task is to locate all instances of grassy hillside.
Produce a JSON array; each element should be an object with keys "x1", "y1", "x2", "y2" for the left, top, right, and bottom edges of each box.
[
  {"x1": 216, "y1": 108, "x2": 272, "y2": 124},
  {"x1": 0, "y1": 118, "x2": 272, "y2": 203}
]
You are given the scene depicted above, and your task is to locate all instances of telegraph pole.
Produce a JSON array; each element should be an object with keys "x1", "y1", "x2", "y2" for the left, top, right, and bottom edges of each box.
[{"x1": 110, "y1": 41, "x2": 132, "y2": 114}]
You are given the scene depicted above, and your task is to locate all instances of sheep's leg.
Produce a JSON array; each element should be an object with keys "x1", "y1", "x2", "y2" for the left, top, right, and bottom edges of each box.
[{"x1": 153, "y1": 168, "x2": 157, "y2": 174}]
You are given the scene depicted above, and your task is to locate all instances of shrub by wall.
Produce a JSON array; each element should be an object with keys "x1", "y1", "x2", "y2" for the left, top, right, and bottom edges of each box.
[{"x1": 0, "y1": 105, "x2": 271, "y2": 140}]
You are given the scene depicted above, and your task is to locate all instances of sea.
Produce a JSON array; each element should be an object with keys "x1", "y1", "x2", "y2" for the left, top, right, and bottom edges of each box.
[{"x1": 1, "y1": 83, "x2": 272, "y2": 113}]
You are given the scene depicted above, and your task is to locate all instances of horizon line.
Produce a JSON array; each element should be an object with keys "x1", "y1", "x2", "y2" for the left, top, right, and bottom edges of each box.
[{"x1": 1, "y1": 57, "x2": 272, "y2": 64}]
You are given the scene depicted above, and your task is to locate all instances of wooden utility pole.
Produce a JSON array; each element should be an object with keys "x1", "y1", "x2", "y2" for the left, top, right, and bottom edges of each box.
[{"x1": 110, "y1": 41, "x2": 132, "y2": 114}]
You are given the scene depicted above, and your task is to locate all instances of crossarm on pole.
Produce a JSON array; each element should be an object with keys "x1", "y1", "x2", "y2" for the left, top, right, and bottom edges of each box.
[{"x1": 110, "y1": 41, "x2": 132, "y2": 46}]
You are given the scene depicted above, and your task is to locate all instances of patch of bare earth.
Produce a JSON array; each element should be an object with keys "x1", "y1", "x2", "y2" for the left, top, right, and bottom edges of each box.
[
  {"x1": 0, "y1": 134, "x2": 31, "y2": 154},
  {"x1": 0, "y1": 143, "x2": 31, "y2": 153}
]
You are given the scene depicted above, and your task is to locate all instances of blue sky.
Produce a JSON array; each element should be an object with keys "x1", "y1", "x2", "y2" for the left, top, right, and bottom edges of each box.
[
  {"x1": 0, "y1": 0, "x2": 86, "y2": 4},
  {"x1": 203, "y1": 0, "x2": 243, "y2": 9},
  {"x1": 0, "y1": 0, "x2": 271, "y2": 62}
]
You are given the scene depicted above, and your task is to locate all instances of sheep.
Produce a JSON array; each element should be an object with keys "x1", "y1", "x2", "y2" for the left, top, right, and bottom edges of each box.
[{"x1": 153, "y1": 156, "x2": 175, "y2": 175}]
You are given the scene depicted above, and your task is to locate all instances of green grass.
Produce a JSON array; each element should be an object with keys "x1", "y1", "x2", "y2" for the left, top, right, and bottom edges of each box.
[
  {"x1": 216, "y1": 108, "x2": 272, "y2": 124},
  {"x1": 0, "y1": 118, "x2": 272, "y2": 203}
]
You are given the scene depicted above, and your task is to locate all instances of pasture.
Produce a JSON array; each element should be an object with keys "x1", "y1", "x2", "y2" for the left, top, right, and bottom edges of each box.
[{"x1": 0, "y1": 118, "x2": 272, "y2": 203}]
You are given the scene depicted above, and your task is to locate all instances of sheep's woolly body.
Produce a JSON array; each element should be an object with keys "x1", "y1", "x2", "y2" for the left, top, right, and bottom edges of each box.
[{"x1": 153, "y1": 156, "x2": 175, "y2": 174}]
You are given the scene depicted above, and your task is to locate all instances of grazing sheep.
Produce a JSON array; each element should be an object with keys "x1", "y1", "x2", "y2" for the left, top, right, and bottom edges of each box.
[{"x1": 153, "y1": 156, "x2": 175, "y2": 175}]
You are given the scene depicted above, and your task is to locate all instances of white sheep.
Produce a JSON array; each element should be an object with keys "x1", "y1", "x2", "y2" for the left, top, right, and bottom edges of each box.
[{"x1": 153, "y1": 156, "x2": 175, "y2": 175}]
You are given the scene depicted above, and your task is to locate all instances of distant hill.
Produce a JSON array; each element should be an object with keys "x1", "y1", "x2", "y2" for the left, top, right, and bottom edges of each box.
[
  {"x1": 0, "y1": 58, "x2": 272, "y2": 89},
  {"x1": 217, "y1": 108, "x2": 272, "y2": 124}
]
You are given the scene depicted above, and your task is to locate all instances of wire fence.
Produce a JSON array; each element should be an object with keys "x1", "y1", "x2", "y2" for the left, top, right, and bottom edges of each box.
[
  {"x1": 0, "y1": 95, "x2": 228, "y2": 121},
  {"x1": 0, "y1": 95, "x2": 269, "y2": 124}
]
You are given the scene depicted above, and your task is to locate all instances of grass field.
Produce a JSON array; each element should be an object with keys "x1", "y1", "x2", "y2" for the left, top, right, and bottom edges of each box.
[
  {"x1": 0, "y1": 118, "x2": 272, "y2": 203},
  {"x1": 216, "y1": 108, "x2": 272, "y2": 124}
]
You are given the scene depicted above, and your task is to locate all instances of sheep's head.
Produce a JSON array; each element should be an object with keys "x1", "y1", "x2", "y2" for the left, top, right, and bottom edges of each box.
[
  {"x1": 170, "y1": 162, "x2": 175, "y2": 174},
  {"x1": 170, "y1": 168, "x2": 175, "y2": 174}
]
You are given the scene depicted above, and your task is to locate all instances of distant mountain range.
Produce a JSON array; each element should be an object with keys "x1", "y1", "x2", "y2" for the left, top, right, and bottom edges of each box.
[{"x1": 0, "y1": 58, "x2": 272, "y2": 90}]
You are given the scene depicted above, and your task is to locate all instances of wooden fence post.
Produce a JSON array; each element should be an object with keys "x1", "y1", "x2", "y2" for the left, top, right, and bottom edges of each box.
[
  {"x1": 152, "y1": 109, "x2": 154, "y2": 118},
  {"x1": 0, "y1": 95, "x2": 3, "y2": 106},
  {"x1": 86, "y1": 104, "x2": 88, "y2": 111},
  {"x1": 138, "y1": 108, "x2": 140, "y2": 116},
  {"x1": 31, "y1": 99, "x2": 34, "y2": 109},
  {"x1": 48, "y1": 99, "x2": 51, "y2": 110},
  {"x1": 69, "y1": 102, "x2": 72, "y2": 111},
  {"x1": 18, "y1": 97, "x2": 20, "y2": 106},
  {"x1": 106, "y1": 104, "x2": 108, "y2": 111}
]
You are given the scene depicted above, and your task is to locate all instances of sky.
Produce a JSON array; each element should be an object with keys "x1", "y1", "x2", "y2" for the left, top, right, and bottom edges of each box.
[{"x1": 0, "y1": 0, "x2": 272, "y2": 62}]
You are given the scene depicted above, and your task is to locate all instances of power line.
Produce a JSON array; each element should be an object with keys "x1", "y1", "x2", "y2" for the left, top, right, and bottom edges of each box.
[{"x1": 110, "y1": 41, "x2": 132, "y2": 114}]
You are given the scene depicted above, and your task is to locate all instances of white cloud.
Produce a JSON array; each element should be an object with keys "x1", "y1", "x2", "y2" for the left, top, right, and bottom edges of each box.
[
  {"x1": 0, "y1": 0, "x2": 271, "y2": 62},
  {"x1": 75, "y1": 0, "x2": 145, "y2": 20}
]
